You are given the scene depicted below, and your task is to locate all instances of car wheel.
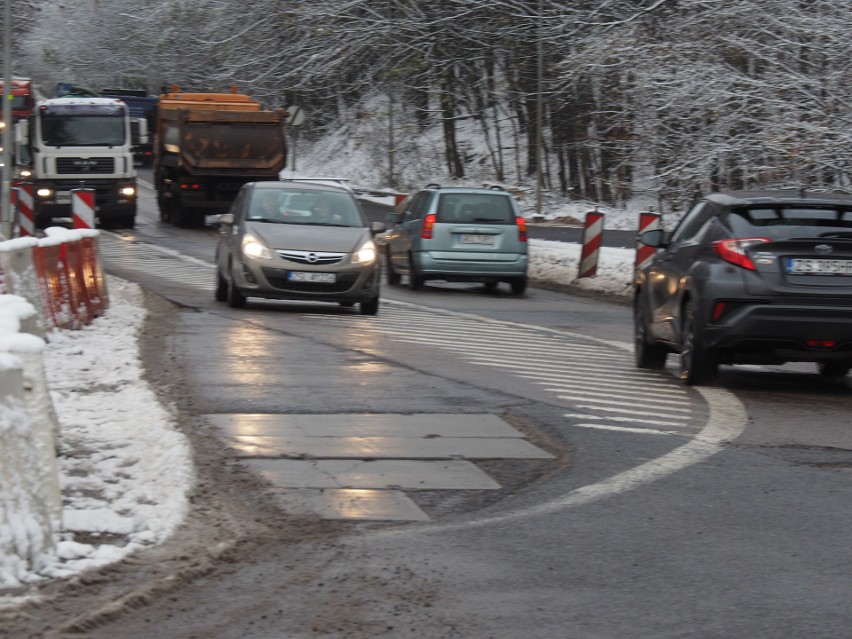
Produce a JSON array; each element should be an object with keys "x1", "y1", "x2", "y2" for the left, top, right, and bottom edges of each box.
[
  {"x1": 817, "y1": 362, "x2": 850, "y2": 378},
  {"x1": 510, "y1": 277, "x2": 527, "y2": 295},
  {"x1": 360, "y1": 297, "x2": 379, "y2": 315},
  {"x1": 386, "y1": 252, "x2": 401, "y2": 285},
  {"x1": 215, "y1": 267, "x2": 228, "y2": 302},
  {"x1": 679, "y1": 300, "x2": 717, "y2": 385},
  {"x1": 227, "y1": 263, "x2": 247, "y2": 309},
  {"x1": 408, "y1": 255, "x2": 424, "y2": 290},
  {"x1": 483, "y1": 279, "x2": 499, "y2": 292},
  {"x1": 634, "y1": 294, "x2": 667, "y2": 370}
]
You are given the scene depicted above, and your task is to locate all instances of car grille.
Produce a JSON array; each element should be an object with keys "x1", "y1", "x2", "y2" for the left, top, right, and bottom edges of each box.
[
  {"x1": 262, "y1": 269, "x2": 358, "y2": 293},
  {"x1": 56, "y1": 157, "x2": 116, "y2": 174},
  {"x1": 276, "y1": 250, "x2": 346, "y2": 265}
]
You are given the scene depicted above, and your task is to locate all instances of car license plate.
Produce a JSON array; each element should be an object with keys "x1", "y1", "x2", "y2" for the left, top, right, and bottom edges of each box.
[
  {"x1": 55, "y1": 191, "x2": 72, "y2": 204},
  {"x1": 288, "y1": 271, "x2": 336, "y2": 283},
  {"x1": 788, "y1": 258, "x2": 852, "y2": 275},
  {"x1": 460, "y1": 234, "x2": 494, "y2": 245}
]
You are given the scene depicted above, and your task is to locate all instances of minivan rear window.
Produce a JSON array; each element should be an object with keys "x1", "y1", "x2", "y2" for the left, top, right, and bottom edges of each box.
[{"x1": 437, "y1": 194, "x2": 514, "y2": 224}]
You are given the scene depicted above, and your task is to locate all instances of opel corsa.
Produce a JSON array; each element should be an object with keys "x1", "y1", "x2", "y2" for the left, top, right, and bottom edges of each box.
[{"x1": 215, "y1": 181, "x2": 384, "y2": 314}]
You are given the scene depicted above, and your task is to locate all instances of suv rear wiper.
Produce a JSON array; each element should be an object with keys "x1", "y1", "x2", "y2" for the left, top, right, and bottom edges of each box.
[
  {"x1": 818, "y1": 232, "x2": 852, "y2": 239},
  {"x1": 473, "y1": 217, "x2": 505, "y2": 222}
]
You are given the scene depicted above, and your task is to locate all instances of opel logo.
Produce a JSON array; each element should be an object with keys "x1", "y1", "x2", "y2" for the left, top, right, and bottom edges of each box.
[
  {"x1": 306, "y1": 252, "x2": 319, "y2": 263},
  {"x1": 815, "y1": 244, "x2": 833, "y2": 255}
]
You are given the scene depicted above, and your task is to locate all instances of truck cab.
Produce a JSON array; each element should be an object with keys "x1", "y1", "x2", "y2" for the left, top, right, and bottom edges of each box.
[{"x1": 15, "y1": 97, "x2": 138, "y2": 229}]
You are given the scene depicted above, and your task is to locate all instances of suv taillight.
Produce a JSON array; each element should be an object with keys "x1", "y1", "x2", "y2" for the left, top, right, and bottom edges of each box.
[
  {"x1": 712, "y1": 238, "x2": 770, "y2": 270},
  {"x1": 516, "y1": 216, "x2": 528, "y2": 242},
  {"x1": 421, "y1": 213, "x2": 437, "y2": 239}
]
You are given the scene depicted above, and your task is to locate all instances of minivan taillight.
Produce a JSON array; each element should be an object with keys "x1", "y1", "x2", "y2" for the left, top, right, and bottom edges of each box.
[
  {"x1": 712, "y1": 238, "x2": 770, "y2": 270},
  {"x1": 421, "y1": 213, "x2": 437, "y2": 239},
  {"x1": 516, "y1": 216, "x2": 528, "y2": 242}
]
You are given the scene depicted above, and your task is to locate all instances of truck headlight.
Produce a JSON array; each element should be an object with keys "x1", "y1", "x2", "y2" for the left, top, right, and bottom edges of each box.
[
  {"x1": 120, "y1": 186, "x2": 136, "y2": 197},
  {"x1": 36, "y1": 188, "x2": 53, "y2": 198}
]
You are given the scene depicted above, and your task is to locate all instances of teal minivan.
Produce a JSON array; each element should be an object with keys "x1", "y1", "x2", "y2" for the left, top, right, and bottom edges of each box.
[{"x1": 384, "y1": 184, "x2": 529, "y2": 294}]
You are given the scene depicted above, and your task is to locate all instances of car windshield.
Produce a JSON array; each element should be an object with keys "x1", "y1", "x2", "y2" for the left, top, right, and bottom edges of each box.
[
  {"x1": 246, "y1": 190, "x2": 365, "y2": 227},
  {"x1": 728, "y1": 206, "x2": 852, "y2": 240},
  {"x1": 436, "y1": 193, "x2": 515, "y2": 224}
]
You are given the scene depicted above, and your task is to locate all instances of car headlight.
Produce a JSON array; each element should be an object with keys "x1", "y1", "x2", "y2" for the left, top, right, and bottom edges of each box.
[
  {"x1": 352, "y1": 240, "x2": 377, "y2": 265},
  {"x1": 241, "y1": 233, "x2": 273, "y2": 260}
]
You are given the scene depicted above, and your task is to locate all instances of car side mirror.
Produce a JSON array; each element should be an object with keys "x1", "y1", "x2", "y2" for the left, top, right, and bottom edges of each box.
[
  {"x1": 214, "y1": 213, "x2": 234, "y2": 226},
  {"x1": 371, "y1": 221, "x2": 386, "y2": 235},
  {"x1": 638, "y1": 229, "x2": 666, "y2": 247}
]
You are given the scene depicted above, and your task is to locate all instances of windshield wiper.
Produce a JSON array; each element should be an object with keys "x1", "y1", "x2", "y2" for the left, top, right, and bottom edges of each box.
[
  {"x1": 818, "y1": 232, "x2": 852, "y2": 239},
  {"x1": 248, "y1": 217, "x2": 290, "y2": 224}
]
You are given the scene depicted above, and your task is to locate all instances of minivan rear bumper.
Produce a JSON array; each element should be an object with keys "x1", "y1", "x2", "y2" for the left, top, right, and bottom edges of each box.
[{"x1": 415, "y1": 251, "x2": 528, "y2": 278}]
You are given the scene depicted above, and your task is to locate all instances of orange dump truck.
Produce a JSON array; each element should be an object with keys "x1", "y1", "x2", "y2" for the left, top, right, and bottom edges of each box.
[{"x1": 154, "y1": 86, "x2": 287, "y2": 227}]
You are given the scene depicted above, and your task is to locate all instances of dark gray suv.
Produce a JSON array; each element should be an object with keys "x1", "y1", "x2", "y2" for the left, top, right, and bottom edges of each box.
[
  {"x1": 384, "y1": 184, "x2": 529, "y2": 294},
  {"x1": 634, "y1": 190, "x2": 852, "y2": 385}
]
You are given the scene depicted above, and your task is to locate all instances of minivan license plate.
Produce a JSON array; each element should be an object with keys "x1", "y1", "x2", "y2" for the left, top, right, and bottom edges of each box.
[
  {"x1": 288, "y1": 271, "x2": 336, "y2": 283},
  {"x1": 460, "y1": 234, "x2": 494, "y2": 245}
]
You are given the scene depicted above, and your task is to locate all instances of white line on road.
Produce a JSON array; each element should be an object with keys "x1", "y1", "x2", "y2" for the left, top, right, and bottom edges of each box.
[{"x1": 372, "y1": 385, "x2": 747, "y2": 536}]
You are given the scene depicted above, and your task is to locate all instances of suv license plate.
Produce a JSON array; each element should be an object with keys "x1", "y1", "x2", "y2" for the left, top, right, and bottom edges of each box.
[
  {"x1": 788, "y1": 258, "x2": 852, "y2": 275},
  {"x1": 288, "y1": 271, "x2": 336, "y2": 283},
  {"x1": 55, "y1": 191, "x2": 72, "y2": 204},
  {"x1": 460, "y1": 234, "x2": 494, "y2": 245}
]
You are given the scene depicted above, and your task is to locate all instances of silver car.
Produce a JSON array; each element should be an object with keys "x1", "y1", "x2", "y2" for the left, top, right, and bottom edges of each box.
[
  {"x1": 215, "y1": 181, "x2": 385, "y2": 314},
  {"x1": 384, "y1": 184, "x2": 529, "y2": 294}
]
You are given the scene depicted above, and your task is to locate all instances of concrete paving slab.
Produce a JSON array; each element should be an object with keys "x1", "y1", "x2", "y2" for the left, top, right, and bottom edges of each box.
[
  {"x1": 267, "y1": 488, "x2": 430, "y2": 521},
  {"x1": 228, "y1": 435, "x2": 554, "y2": 459},
  {"x1": 204, "y1": 413, "x2": 525, "y2": 438},
  {"x1": 244, "y1": 458, "x2": 502, "y2": 490}
]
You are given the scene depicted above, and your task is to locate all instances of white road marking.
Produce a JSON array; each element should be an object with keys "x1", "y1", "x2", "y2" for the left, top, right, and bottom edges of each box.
[{"x1": 374, "y1": 385, "x2": 747, "y2": 535}]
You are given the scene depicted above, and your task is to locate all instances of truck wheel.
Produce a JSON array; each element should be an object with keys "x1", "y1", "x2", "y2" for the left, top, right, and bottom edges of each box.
[
  {"x1": 173, "y1": 201, "x2": 189, "y2": 227},
  {"x1": 158, "y1": 200, "x2": 171, "y2": 223}
]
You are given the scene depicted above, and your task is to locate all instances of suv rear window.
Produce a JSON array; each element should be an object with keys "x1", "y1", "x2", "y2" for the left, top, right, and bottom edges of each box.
[
  {"x1": 728, "y1": 206, "x2": 852, "y2": 240},
  {"x1": 436, "y1": 193, "x2": 515, "y2": 224}
]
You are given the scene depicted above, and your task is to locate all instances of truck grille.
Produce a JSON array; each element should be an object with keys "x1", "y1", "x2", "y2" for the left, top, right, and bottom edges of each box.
[{"x1": 56, "y1": 157, "x2": 115, "y2": 174}]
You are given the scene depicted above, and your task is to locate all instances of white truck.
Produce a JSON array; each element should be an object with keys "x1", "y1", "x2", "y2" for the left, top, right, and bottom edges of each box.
[{"x1": 14, "y1": 97, "x2": 137, "y2": 229}]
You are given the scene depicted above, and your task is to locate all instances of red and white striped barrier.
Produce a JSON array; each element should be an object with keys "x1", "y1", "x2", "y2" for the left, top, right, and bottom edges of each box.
[
  {"x1": 17, "y1": 183, "x2": 36, "y2": 237},
  {"x1": 635, "y1": 211, "x2": 662, "y2": 271},
  {"x1": 72, "y1": 188, "x2": 96, "y2": 230},
  {"x1": 578, "y1": 210, "x2": 605, "y2": 279}
]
